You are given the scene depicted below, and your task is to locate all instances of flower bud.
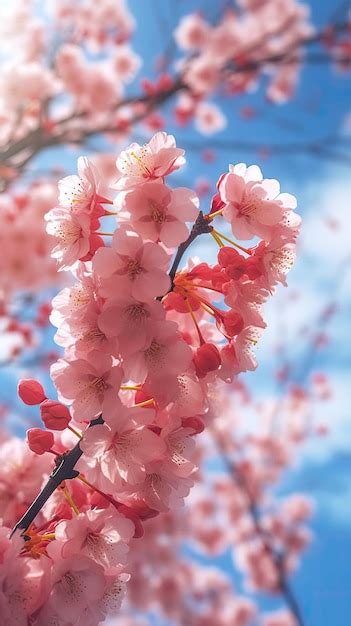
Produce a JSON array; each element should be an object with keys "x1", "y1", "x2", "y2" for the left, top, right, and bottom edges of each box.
[
  {"x1": 27, "y1": 428, "x2": 54, "y2": 455},
  {"x1": 17, "y1": 379, "x2": 46, "y2": 405},
  {"x1": 194, "y1": 343, "x2": 221, "y2": 378},
  {"x1": 40, "y1": 399, "x2": 71, "y2": 430},
  {"x1": 222, "y1": 310, "x2": 244, "y2": 337}
]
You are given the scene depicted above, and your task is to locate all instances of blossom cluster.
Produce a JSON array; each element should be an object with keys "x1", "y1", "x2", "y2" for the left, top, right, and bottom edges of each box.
[
  {"x1": 0, "y1": 376, "x2": 324, "y2": 626},
  {"x1": 173, "y1": 0, "x2": 314, "y2": 133},
  {"x1": 4, "y1": 131, "x2": 300, "y2": 624}
]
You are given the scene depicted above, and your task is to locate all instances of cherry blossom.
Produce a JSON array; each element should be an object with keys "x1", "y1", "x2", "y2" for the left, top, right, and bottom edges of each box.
[
  {"x1": 218, "y1": 163, "x2": 298, "y2": 241},
  {"x1": 51, "y1": 351, "x2": 123, "y2": 422},
  {"x1": 116, "y1": 182, "x2": 199, "y2": 247},
  {"x1": 114, "y1": 132, "x2": 185, "y2": 190}
]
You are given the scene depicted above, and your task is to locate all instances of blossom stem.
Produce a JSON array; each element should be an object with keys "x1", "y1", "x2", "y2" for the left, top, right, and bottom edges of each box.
[
  {"x1": 68, "y1": 425, "x2": 82, "y2": 439},
  {"x1": 121, "y1": 385, "x2": 141, "y2": 391},
  {"x1": 210, "y1": 230, "x2": 225, "y2": 248},
  {"x1": 205, "y1": 208, "x2": 224, "y2": 221},
  {"x1": 133, "y1": 398, "x2": 155, "y2": 408},
  {"x1": 77, "y1": 474, "x2": 122, "y2": 510},
  {"x1": 62, "y1": 484, "x2": 80, "y2": 515},
  {"x1": 212, "y1": 229, "x2": 251, "y2": 254},
  {"x1": 96, "y1": 231, "x2": 114, "y2": 236},
  {"x1": 185, "y1": 297, "x2": 205, "y2": 345}
]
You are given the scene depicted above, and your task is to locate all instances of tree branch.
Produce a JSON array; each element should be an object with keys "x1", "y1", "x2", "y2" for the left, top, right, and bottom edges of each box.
[{"x1": 11, "y1": 415, "x2": 103, "y2": 537}]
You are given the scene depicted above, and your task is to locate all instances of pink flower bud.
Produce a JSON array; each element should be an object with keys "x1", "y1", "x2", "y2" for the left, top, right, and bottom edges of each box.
[
  {"x1": 17, "y1": 379, "x2": 46, "y2": 405},
  {"x1": 222, "y1": 310, "x2": 245, "y2": 337},
  {"x1": 40, "y1": 399, "x2": 71, "y2": 430},
  {"x1": 27, "y1": 428, "x2": 54, "y2": 455},
  {"x1": 194, "y1": 343, "x2": 221, "y2": 378}
]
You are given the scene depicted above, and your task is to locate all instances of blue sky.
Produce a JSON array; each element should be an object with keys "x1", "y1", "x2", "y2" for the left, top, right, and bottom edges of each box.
[{"x1": 2, "y1": 1, "x2": 351, "y2": 624}]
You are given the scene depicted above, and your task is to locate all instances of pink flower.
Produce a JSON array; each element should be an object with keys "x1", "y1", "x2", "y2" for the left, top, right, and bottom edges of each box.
[
  {"x1": 93, "y1": 226, "x2": 170, "y2": 301},
  {"x1": 44, "y1": 550, "x2": 106, "y2": 623},
  {"x1": 251, "y1": 235, "x2": 297, "y2": 288},
  {"x1": 117, "y1": 182, "x2": 199, "y2": 247},
  {"x1": 122, "y1": 320, "x2": 193, "y2": 394},
  {"x1": 112, "y1": 45, "x2": 141, "y2": 82},
  {"x1": 45, "y1": 208, "x2": 93, "y2": 271},
  {"x1": 80, "y1": 407, "x2": 166, "y2": 486},
  {"x1": 218, "y1": 163, "x2": 297, "y2": 241},
  {"x1": 174, "y1": 13, "x2": 211, "y2": 51},
  {"x1": 50, "y1": 262, "x2": 98, "y2": 327},
  {"x1": 0, "y1": 529, "x2": 49, "y2": 624},
  {"x1": 50, "y1": 351, "x2": 123, "y2": 422},
  {"x1": 55, "y1": 508, "x2": 134, "y2": 569},
  {"x1": 98, "y1": 295, "x2": 165, "y2": 356},
  {"x1": 195, "y1": 103, "x2": 227, "y2": 135},
  {"x1": 138, "y1": 460, "x2": 193, "y2": 511},
  {"x1": 114, "y1": 132, "x2": 185, "y2": 189},
  {"x1": 58, "y1": 156, "x2": 111, "y2": 218}
]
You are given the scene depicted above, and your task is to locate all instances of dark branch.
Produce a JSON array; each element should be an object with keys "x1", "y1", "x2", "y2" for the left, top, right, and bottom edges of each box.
[{"x1": 11, "y1": 415, "x2": 103, "y2": 536}]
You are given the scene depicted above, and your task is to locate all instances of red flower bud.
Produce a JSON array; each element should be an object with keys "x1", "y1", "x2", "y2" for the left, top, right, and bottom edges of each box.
[
  {"x1": 222, "y1": 311, "x2": 245, "y2": 337},
  {"x1": 27, "y1": 428, "x2": 54, "y2": 455},
  {"x1": 17, "y1": 379, "x2": 46, "y2": 405},
  {"x1": 194, "y1": 343, "x2": 221, "y2": 378},
  {"x1": 40, "y1": 399, "x2": 71, "y2": 430}
]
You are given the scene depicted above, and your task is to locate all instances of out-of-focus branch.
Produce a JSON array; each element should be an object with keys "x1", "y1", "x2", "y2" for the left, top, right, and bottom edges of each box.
[
  {"x1": 1, "y1": 21, "x2": 350, "y2": 192},
  {"x1": 211, "y1": 430, "x2": 305, "y2": 626}
]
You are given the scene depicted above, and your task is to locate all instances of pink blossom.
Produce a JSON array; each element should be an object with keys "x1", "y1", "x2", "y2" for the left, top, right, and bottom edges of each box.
[
  {"x1": 44, "y1": 550, "x2": 106, "y2": 623},
  {"x1": 58, "y1": 157, "x2": 110, "y2": 217},
  {"x1": 251, "y1": 235, "x2": 297, "y2": 288},
  {"x1": 174, "y1": 14, "x2": 211, "y2": 51},
  {"x1": 138, "y1": 460, "x2": 193, "y2": 511},
  {"x1": 50, "y1": 351, "x2": 123, "y2": 422},
  {"x1": 114, "y1": 132, "x2": 185, "y2": 189},
  {"x1": 112, "y1": 45, "x2": 141, "y2": 82},
  {"x1": 93, "y1": 226, "x2": 170, "y2": 301},
  {"x1": 195, "y1": 102, "x2": 227, "y2": 135},
  {"x1": 45, "y1": 208, "x2": 93, "y2": 271},
  {"x1": 80, "y1": 407, "x2": 166, "y2": 486},
  {"x1": 117, "y1": 182, "x2": 199, "y2": 247},
  {"x1": 218, "y1": 163, "x2": 297, "y2": 241},
  {"x1": 98, "y1": 295, "x2": 165, "y2": 356},
  {"x1": 55, "y1": 508, "x2": 134, "y2": 569},
  {"x1": 122, "y1": 320, "x2": 193, "y2": 393}
]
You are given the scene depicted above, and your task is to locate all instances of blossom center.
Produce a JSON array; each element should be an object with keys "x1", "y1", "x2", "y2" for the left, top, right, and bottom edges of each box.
[
  {"x1": 127, "y1": 259, "x2": 143, "y2": 278},
  {"x1": 149, "y1": 201, "x2": 165, "y2": 223}
]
